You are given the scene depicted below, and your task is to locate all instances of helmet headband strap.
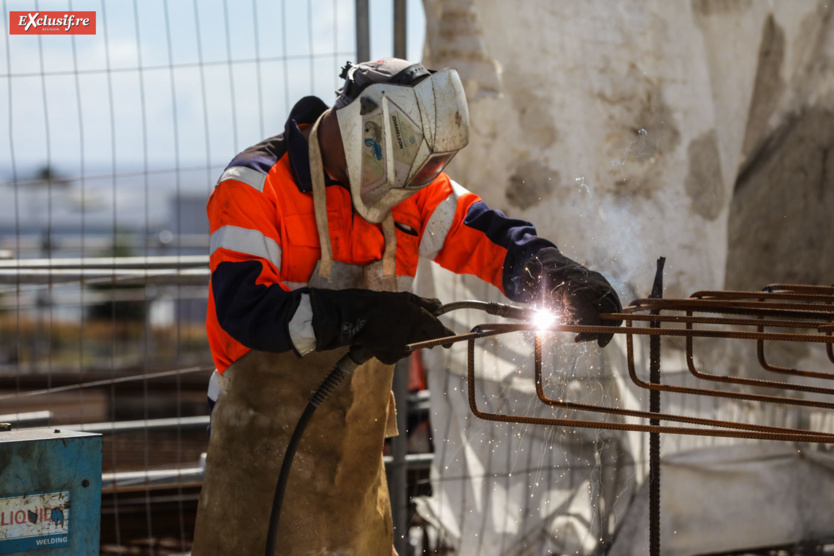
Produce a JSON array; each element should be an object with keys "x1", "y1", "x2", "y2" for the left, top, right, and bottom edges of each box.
[
  {"x1": 309, "y1": 111, "x2": 397, "y2": 279},
  {"x1": 308, "y1": 113, "x2": 333, "y2": 280}
]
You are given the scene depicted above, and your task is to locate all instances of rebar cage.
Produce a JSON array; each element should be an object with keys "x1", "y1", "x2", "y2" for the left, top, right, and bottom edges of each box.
[{"x1": 409, "y1": 283, "x2": 834, "y2": 444}]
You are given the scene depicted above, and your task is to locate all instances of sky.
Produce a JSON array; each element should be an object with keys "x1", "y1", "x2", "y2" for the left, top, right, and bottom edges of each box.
[
  {"x1": 0, "y1": 0, "x2": 427, "y2": 231},
  {"x1": 1, "y1": 0, "x2": 426, "y2": 176}
]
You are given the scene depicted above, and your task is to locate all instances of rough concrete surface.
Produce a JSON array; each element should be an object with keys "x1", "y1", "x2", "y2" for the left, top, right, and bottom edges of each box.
[
  {"x1": 741, "y1": 15, "x2": 787, "y2": 159},
  {"x1": 728, "y1": 107, "x2": 834, "y2": 289},
  {"x1": 685, "y1": 129, "x2": 725, "y2": 220},
  {"x1": 505, "y1": 160, "x2": 558, "y2": 210},
  {"x1": 417, "y1": 1, "x2": 834, "y2": 554}
]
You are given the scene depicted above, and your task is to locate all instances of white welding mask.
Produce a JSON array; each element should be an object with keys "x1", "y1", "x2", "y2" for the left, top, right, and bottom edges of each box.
[{"x1": 335, "y1": 60, "x2": 469, "y2": 223}]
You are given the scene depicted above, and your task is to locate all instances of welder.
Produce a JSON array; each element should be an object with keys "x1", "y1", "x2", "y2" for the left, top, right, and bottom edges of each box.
[{"x1": 192, "y1": 58, "x2": 622, "y2": 555}]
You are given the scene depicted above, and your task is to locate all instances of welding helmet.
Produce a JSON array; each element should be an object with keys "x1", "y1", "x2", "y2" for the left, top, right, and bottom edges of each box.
[{"x1": 334, "y1": 58, "x2": 470, "y2": 223}]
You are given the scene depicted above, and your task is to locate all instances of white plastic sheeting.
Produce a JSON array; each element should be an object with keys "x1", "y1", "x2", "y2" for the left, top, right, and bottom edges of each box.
[{"x1": 608, "y1": 444, "x2": 834, "y2": 556}]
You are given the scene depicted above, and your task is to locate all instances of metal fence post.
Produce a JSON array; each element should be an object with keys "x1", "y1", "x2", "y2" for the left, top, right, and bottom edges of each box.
[
  {"x1": 391, "y1": 357, "x2": 410, "y2": 555},
  {"x1": 355, "y1": 0, "x2": 370, "y2": 62},
  {"x1": 390, "y1": 6, "x2": 410, "y2": 552},
  {"x1": 394, "y1": 0, "x2": 407, "y2": 59}
]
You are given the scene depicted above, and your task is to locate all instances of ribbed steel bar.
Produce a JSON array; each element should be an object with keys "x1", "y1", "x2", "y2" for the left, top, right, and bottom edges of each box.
[
  {"x1": 408, "y1": 285, "x2": 834, "y2": 443},
  {"x1": 622, "y1": 321, "x2": 834, "y2": 411},
  {"x1": 602, "y1": 312, "x2": 824, "y2": 329},
  {"x1": 648, "y1": 257, "x2": 663, "y2": 556},
  {"x1": 411, "y1": 321, "x2": 834, "y2": 413},
  {"x1": 408, "y1": 321, "x2": 834, "y2": 350},
  {"x1": 642, "y1": 291, "x2": 834, "y2": 382},
  {"x1": 756, "y1": 327, "x2": 834, "y2": 380},
  {"x1": 764, "y1": 284, "x2": 834, "y2": 295},
  {"x1": 689, "y1": 289, "x2": 834, "y2": 303},
  {"x1": 530, "y1": 335, "x2": 834, "y2": 441},
  {"x1": 629, "y1": 298, "x2": 834, "y2": 319},
  {"x1": 681, "y1": 325, "x2": 834, "y2": 393},
  {"x1": 464, "y1": 334, "x2": 834, "y2": 443}
]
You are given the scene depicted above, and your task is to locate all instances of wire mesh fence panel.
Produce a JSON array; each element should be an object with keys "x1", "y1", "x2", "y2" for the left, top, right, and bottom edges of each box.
[{"x1": 1, "y1": 1, "x2": 355, "y2": 553}]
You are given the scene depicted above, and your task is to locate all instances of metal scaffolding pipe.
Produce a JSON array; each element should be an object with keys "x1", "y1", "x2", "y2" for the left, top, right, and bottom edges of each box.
[
  {"x1": 53, "y1": 415, "x2": 210, "y2": 434},
  {"x1": 102, "y1": 467, "x2": 205, "y2": 491},
  {"x1": 0, "y1": 410, "x2": 53, "y2": 428},
  {"x1": 101, "y1": 453, "x2": 434, "y2": 491},
  {"x1": 0, "y1": 267, "x2": 210, "y2": 285},
  {"x1": 0, "y1": 255, "x2": 209, "y2": 269}
]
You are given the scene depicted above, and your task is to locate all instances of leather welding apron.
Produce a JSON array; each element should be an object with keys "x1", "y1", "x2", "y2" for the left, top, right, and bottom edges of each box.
[
  {"x1": 192, "y1": 348, "x2": 397, "y2": 556},
  {"x1": 192, "y1": 115, "x2": 400, "y2": 555}
]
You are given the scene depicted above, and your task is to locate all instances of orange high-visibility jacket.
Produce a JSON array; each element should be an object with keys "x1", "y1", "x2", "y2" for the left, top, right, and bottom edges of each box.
[{"x1": 207, "y1": 96, "x2": 555, "y2": 373}]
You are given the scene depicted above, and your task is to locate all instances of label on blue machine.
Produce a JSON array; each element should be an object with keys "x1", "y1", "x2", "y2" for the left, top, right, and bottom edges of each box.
[{"x1": 0, "y1": 491, "x2": 70, "y2": 554}]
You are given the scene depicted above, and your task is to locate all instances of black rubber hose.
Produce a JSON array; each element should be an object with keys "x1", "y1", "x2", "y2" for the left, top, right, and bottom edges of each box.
[
  {"x1": 263, "y1": 350, "x2": 366, "y2": 556},
  {"x1": 264, "y1": 401, "x2": 316, "y2": 555}
]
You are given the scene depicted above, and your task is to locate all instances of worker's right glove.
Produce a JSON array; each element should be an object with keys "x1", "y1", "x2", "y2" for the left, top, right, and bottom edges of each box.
[
  {"x1": 519, "y1": 247, "x2": 622, "y2": 347},
  {"x1": 308, "y1": 288, "x2": 455, "y2": 365}
]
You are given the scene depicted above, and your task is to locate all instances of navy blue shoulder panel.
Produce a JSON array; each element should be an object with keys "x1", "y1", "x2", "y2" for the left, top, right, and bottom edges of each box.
[
  {"x1": 225, "y1": 133, "x2": 288, "y2": 176},
  {"x1": 463, "y1": 201, "x2": 556, "y2": 301},
  {"x1": 212, "y1": 260, "x2": 303, "y2": 353}
]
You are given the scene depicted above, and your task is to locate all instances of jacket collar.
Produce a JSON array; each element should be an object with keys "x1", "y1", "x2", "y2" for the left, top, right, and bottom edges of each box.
[{"x1": 285, "y1": 96, "x2": 345, "y2": 193}]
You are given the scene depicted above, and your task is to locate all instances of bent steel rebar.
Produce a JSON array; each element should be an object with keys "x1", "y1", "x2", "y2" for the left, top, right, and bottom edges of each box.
[{"x1": 407, "y1": 282, "x2": 834, "y2": 443}]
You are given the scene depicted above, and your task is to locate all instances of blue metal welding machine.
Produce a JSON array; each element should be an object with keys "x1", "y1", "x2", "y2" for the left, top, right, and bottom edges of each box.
[{"x1": 0, "y1": 428, "x2": 102, "y2": 555}]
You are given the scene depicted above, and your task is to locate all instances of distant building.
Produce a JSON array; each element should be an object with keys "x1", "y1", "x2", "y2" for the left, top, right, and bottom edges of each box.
[
  {"x1": 169, "y1": 193, "x2": 210, "y2": 238},
  {"x1": 168, "y1": 193, "x2": 210, "y2": 324}
]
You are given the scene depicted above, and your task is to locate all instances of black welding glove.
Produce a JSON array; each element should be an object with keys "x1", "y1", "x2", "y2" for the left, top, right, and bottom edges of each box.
[
  {"x1": 308, "y1": 288, "x2": 455, "y2": 365},
  {"x1": 520, "y1": 247, "x2": 622, "y2": 347}
]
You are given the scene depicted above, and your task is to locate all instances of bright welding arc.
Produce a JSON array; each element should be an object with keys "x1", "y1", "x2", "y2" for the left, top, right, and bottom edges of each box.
[{"x1": 530, "y1": 307, "x2": 560, "y2": 330}]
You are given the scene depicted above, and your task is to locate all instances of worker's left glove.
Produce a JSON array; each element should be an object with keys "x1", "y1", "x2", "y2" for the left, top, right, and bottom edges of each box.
[{"x1": 520, "y1": 247, "x2": 622, "y2": 347}]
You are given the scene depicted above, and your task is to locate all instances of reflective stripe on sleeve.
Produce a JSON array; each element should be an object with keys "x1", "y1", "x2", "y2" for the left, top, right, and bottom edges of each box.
[
  {"x1": 419, "y1": 179, "x2": 470, "y2": 259},
  {"x1": 216, "y1": 166, "x2": 267, "y2": 193},
  {"x1": 288, "y1": 293, "x2": 316, "y2": 355},
  {"x1": 210, "y1": 225, "x2": 282, "y2": 268},
  {"x1": 207, "y1": 369, "x2": 223, "y2": 403}
]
